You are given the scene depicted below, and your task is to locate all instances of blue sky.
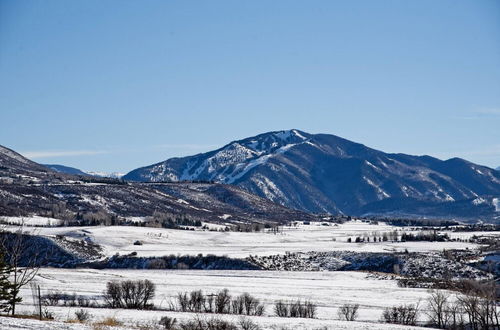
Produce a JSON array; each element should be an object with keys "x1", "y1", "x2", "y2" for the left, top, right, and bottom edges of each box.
[{"x1": 1, "y1": 0, "x2": 499, "y2": 173}]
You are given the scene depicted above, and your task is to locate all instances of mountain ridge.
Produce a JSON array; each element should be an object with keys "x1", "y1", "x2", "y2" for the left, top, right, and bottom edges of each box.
[{"x1": 124, "y1": 130, "x2": 500, "y2": 220}]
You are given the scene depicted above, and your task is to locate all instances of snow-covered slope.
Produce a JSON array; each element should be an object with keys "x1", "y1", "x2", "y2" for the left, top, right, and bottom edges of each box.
[
  {"x1": 124, "y1": 130, "x2": 500, "y2": 220},
  {"x1": 43, "y1": 164, "x2": 89, "y2": 176},
  {"x1": 43, "y1": 164, "x2": 124, "y2": 178}
]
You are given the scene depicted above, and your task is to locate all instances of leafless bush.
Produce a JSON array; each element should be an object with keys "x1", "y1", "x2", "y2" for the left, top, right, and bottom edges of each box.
[
  {"x1": 230, "y1": 293, "x2": 264, "y2": 316},
  {"x1": 232, "y1": 295, "x2": 245, "y2": 315},
  {"x1": 104, "y1": 279, "x2": 155, "y2": 309},
  {"x1": 189, "y1": 290, "x2": 205, "y2": 312},
  {"x1": 176, "y1": 290, "x2": 263, "y2": 316},
  {"x1": 274, "y1": 300, "x2": 288, "y2": 317},
  {"x1": 381, "y1": 302, "x2": 419, "y2": 325},
  {"x1": 238, "y1": 317, "x2": 260, "y2": 330},
  {"x1": 42, "y1": 307, "x2": 54, "y2": 320},
  {"x1": 178, "y1": 315, "x2": 238, "y2": 330},
  {"x1": 215, "y1": 289, "x2": 231, "y2": 314},
  {"x1": 177, "y1": 292, "x2": 189, "y2": 312},
  {"x1": 426, "y1": 291, "x2": 452, "y2": 329},
  {"x1": 61, "y1": 292, "x2": 77, "y2": 306},
  {"x1": 337, "y1": 303, "x2": 359, "y2": 321},
  {"x1": 457, "y1": 282, "x2": 499, "y2": 330},
  {"x1": 75, "y1": 309, "x2": 91, "y2": 322},
  {"x1": 273, "y1": 299, "x2": 316, "y2": 318},
  {"x1": 42, "y1": 290, "x2": 62, "y2": 306},
  {"x1": 159, "y1": 316, "x2": 177, "y2": 329}
]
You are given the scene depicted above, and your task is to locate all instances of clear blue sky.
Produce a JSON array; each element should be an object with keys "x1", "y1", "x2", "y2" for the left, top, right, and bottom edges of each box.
[{"x1": 1, "y1": 0, "x2": 499, "y2": 173}]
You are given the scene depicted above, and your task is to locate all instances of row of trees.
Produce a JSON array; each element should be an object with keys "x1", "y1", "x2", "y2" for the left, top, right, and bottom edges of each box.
[
  {"x1": 337, "y1": 285, "x2": 499, "y2": 329},
  {"x1": 176, "y1": 290, "x2": 264, "y2": 316}
]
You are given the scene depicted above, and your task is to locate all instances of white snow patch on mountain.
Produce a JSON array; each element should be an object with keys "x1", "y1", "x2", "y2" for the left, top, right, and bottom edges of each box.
[
  {"x1": 472, "y1": 197, "x2": 487, "y2": 205},
  {"x1": 252, "y1": 175, "x2": 288, "y2": 202},
  {"x1": 365, "y1": 160, "x2": 380, "y2": 171},
  {"x1": 363, "y1": 176, "x2": 390, "y2": 199},
  {"x1": 225, "y1": 143, "x2": 300, "y2": 184},
  {"x1": 493, "y1": 198, "x2": 500, "y2": 212}
]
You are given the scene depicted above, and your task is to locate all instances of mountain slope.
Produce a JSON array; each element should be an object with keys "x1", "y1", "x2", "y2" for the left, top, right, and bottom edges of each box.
[
  {"x1": 0, "y1": 145, "x2": 313, "y2": 224},
  {"x1": 43, "y1": 164, "x2": 89, "y2": 176},
  {"x1": 124, "y1": 130, "x2": 500, "y2": 220}
]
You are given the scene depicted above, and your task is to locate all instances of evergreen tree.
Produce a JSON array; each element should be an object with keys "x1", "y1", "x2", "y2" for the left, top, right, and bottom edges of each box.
[{"x1": 0, "y1": 249, "x2": 16, "y2": 314}]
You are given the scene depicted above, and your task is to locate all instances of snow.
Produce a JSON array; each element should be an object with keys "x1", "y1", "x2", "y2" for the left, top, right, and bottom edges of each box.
[
  {"x1": 13, "y1": 269, "x2": 438, "y2": 329},
  {"x1": 84, "y1": 171, "x2": 124, "y2": 178},
  {"x1": 446, "y1": 231, "x2": 500, "y2": 240},
  {"x1": 291, "y1": 129, "x2": 308, "y2": 140},
  {"x1": 252, "y1": 175, "x2": 288, "y2": 202},
  {"x1": 1, "y1": 146, "x2": 32, "y2": 164},
  {"x1": 0, "y1": 216, "x2": 63, "y2": 226},
  {"x1": 174, "y1": 130, "x2": 313, "y2": 184},
  {"x1": 472, "y1": 197, "x2": 486, "y2": 205},
  {"x1": 363, "y1": 176, "x2": 390, "y2": 199},
  {"x1": 9, "y1": 221, "x2": 481, "y2": 258},
  {"x1": 493, "y1": 197, "x2": 500, "y2": 212},
  {"x1": 365, "y1": 160, "x2": 380, "y2": 171},
  {"x1": 274, "y1": 130, "x2": 293, "y2": 141},
  {"x1": 0, "y1": 317, "x2": 90, "y2": 329},
  {"x1": 124, "y1": 217, "x2": 147, "y2": 223}
]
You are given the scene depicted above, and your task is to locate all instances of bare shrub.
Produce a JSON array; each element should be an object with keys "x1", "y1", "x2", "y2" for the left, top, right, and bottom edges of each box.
[
  {"x1": 93, "y1": 316, "x2": 122, "y2": 327},
  {"x1": 189, "y1": 290, "x2": 205, "y2": 312},
  {"x1": 104, "y1": 279, "x2": 155, "y2": 309},
  {"x1": 274, "y1": 299, "x2": 316, "y2": 318},
  {"x1": 75, "y1": 309, "x2": 91, "y2": 322},
  {"x1": 42, "y1": 290, "x2": 62, "y2": 306},
  {"x1": 159, "y1": 316, "x2": 177, "y2": 329},
  {"x1": 274, "y1": 300, "x2": 288, "y2": 317},
  {"x1": 232, "y1": 295, "x2": 244, "y2": 315},
  {"x1": 456, "y1": 282, "x2": 499, "y2": 330},
  {"x1": 215, "y1": 289, "x2": 231, "y2": 314},
  {"x1": 178, "y1": 315, "x2": 238, "y2": 330},
  {"x1": 239, "y1": 317, "x2": 260, "y2": 330},
  {"x1": 42, "y1": 307, "x2": 54, "y2": 320},
  {"x1": 426, "y1": 290, "x2": 451, "y2": 328},
  {"x1": 177, "y1": 292, "x2": 189, "y2": 312},
  {"x1": 381, "y1": 303, "x2": 419, "y2": 326},
  {"x1": 337, "y1": 303, "x2": 359, "y2": 321}
]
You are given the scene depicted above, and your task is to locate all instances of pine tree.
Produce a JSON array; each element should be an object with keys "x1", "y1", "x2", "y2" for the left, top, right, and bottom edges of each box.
[{"x1": 0, "y1": 249, "x2": 16, "y2": 314}]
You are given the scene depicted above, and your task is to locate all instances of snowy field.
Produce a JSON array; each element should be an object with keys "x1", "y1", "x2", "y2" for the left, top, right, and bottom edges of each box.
[
  {"x1": 7, "y1": 220, "x2": 482, "y2": 258},
  {"x1": 0, "y1": 216, "x2": 64, "y2": 226},
  {"x1": 13, "y1": 268, "x2": 441, "y2": 330}
]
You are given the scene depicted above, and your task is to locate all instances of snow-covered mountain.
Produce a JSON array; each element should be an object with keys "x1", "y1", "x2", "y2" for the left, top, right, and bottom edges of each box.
[
  {"x1": 43, "y1": 164, "x2": 124, "y2": 179},
  {"x1": 124, "y1": 130, "x2": 500, "y2": 220},
  {"x1": 85, "y1": 171, "x2": 124, "y2": 179},
  {"x1": 43, "y1": 164, "x2": 89, "y2": 176}
]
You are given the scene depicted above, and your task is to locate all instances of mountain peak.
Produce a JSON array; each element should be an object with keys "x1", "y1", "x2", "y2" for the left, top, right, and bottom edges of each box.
[{"x1": 123, "y1": 130, "x2": 500, "y2": 219}]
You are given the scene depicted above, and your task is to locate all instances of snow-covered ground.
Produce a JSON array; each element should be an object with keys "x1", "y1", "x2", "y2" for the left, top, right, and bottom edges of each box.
[
  {"x1": 8, "y1": 220, "x2": 481, "y2": 258},
  {"x1": 0, "y1": 216, "x2": 64, "y2": 226},
  {"x1": 0, "y1": 315, "x2": 430, "y2": 330},
  {"x1": 13, "y1": 269, "x2": 440, "y2": 329},
  {"x1": 446, "y1": 231, "x2": 500, "y2": 240}
]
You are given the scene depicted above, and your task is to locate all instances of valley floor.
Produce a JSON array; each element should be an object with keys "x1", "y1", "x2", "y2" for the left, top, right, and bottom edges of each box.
[
  {"x1": 11, "y1": 269, "x2": 443, "y2": 329},
  {"x1": 5, "y1": 220, "x2": 488, "y2": 258}
]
